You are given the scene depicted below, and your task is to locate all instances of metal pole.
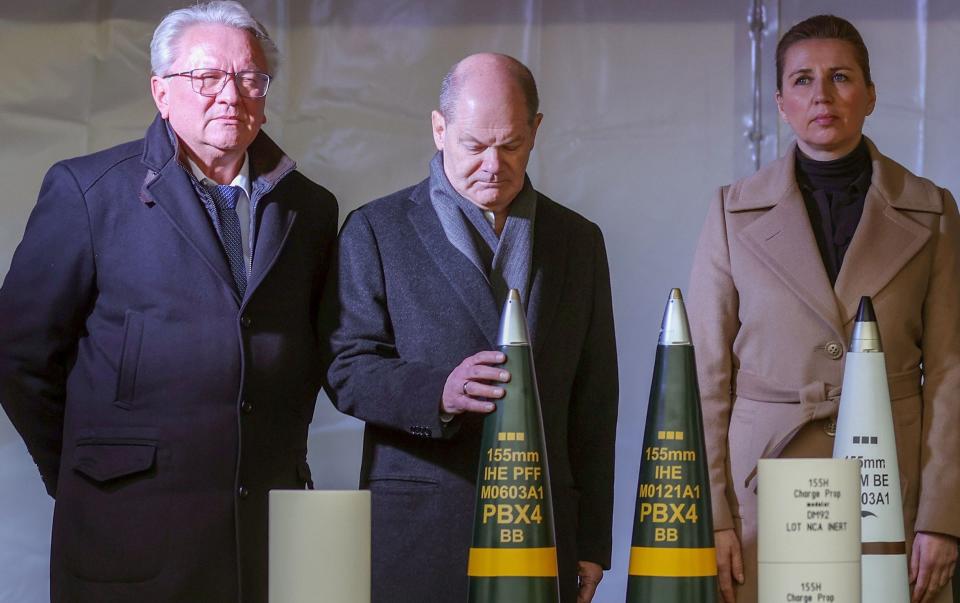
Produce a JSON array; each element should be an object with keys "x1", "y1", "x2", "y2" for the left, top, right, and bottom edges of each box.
[{"x1": 747, "y1": 0, "x2": 766, "y2": 172}]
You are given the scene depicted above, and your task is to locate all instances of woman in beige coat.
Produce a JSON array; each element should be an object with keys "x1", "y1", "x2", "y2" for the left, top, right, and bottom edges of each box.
[{"x1": 688, "y1": 15, "x2": 959, "y2": 603}]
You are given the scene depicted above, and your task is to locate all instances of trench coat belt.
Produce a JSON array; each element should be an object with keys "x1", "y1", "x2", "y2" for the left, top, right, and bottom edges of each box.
[{"x1": 735, "y1": 366, "x2": 922, "y2": 490}]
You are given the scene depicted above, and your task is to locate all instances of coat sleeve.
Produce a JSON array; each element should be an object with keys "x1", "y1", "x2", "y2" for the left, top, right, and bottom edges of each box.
[
  {"x1": 914, "y1": 187, "x2": 960, "y2": 538},
  {"x1": 0, "y1": 162, "x2": 97, "y2": 497},
  {"x1": 567, "y1": 223, "x2": 619, "y2": 568},
  {"x1": 686, "y1": 186, "x2": 740, "y2": 532},
  {"x1": 321, "y1": 209, "x2": 456, "y2": 439}
]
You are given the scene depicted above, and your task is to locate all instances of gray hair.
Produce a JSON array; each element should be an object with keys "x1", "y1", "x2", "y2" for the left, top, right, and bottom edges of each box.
[
  {"x1": 439, "y1": 54, "x2": 540, "y2": 125},
  {"x1": 150, "y1": 1, "x2": 279, "y2": 76}
]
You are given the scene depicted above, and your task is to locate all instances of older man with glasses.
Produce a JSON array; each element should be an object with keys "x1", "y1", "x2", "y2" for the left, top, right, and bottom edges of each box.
[{"x1": 0, "y1": 2, "x2": 338, "y2": 601}]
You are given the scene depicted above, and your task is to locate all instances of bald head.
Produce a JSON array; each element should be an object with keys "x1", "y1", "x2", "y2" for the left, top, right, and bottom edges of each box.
[
  {"x1": 439, "y1": 53, "x2": 540, "y2": 125},
  {"x1": 430, "y1": 53, "x2": 543, "y2": 219}
]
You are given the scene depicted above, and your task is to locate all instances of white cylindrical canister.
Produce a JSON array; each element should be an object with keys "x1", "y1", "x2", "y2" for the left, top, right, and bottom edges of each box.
[
  {"x1": 269, "y1": 490, "x2": 371, "y2": 603},
  {"x1": 758, "y1": 458, "x2": 861, "y2": 603}
]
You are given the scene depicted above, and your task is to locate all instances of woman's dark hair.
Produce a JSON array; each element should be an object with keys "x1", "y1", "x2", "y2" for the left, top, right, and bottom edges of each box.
[{"x1": 776, "y1": 14, "x2": 872, "y2": 92}]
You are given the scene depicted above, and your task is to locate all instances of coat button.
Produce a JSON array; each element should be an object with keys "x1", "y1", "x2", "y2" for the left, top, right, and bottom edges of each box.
[
  {"x1": 241, "y1": 400, "x2": 253, "y2": 414},
  {"x1": 824, "y1": 420, "x2": 837, "y2": 437},
  {"x1": 825, "y1": 342, "x2": 843, "y2": 359},
  {"x1": 238, "y1": 486, "x2": 249, "y2": 499},
  {"x1": 240, "y1": 315, "x2": 252, "y2": 328}
]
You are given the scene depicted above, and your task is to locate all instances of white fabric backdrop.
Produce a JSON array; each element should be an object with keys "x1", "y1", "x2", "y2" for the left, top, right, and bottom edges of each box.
[{"x1": 0, "y1": 2, "x2": 957, "y2": 601}]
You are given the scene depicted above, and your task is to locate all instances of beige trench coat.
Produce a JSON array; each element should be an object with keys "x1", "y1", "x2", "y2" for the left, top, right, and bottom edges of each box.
[{"x1": 688, "y1": 139, "x2": 960, "y2": 603}]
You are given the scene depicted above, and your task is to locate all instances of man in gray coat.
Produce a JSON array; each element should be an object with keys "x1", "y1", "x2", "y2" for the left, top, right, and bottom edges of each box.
[{"x1": 323, "y1": 53, "x2": 618, "y2": 603}]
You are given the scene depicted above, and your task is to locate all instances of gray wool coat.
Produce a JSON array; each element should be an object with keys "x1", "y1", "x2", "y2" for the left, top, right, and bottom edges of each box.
[{"x1": 322, "y1": 178, "x2": 619, "y2": 603}]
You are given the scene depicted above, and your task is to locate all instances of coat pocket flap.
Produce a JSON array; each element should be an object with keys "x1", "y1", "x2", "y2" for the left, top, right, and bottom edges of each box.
[{"x1": 73, "y1": 440, "x2": 157, "y2": 483}]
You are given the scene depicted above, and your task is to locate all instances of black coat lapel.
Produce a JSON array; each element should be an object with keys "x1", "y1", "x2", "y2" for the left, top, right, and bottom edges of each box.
[
  {"x1": 246, "y1": 189, "x2": 297, "y2": 301},
  {"x1": 527, "y1": 196, "x2": 567, "y2": 356},
  {"x1": 143, "y1": 163, "x2": 240, "y2": 305},
  {"x1": 407, "y1": 183, "x2": 499, "y2": 346}
]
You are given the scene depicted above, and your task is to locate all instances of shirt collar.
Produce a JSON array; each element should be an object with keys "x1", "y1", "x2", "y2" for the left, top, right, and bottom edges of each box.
[
  {"x1": 482, "y1": 210, "x2": 496, "y2": 228},
  {"x1": 186, "y1": 153, "x2": 251, "y2": 198}
]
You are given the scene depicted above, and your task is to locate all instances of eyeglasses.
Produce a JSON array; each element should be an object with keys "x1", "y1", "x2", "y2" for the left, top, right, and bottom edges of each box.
[{"x1": 163, "y1": 68, "x2": 271, "y2": 98}]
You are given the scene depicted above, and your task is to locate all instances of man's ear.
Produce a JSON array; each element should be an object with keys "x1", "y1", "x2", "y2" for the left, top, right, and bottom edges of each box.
[
  {"x1": 151, "y1": 76, "x2": 170, "y2": 119},
  {"x1": 431, "y1": 110, "x2": 446, "y2": 152},
  {"x1": 529, "y1": 112, "x2": 544, "y2": 148}
]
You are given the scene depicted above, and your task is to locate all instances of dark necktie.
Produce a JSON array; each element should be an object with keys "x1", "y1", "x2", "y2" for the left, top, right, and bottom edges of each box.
[{"x1": 207, "y1": 184, "x2": 247, "y2": 296}]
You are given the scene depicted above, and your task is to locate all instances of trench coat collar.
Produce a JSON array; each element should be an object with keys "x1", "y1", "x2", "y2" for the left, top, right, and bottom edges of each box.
[
  {"x1": 834, "y1": 138, "x2": 936, "y2": 321},
  {"x1": 732, "y1": 137, "x2": 935, "y2": 336},
  {"x1": 728, "y1": 138, "x2": 941, "y2": 214}
]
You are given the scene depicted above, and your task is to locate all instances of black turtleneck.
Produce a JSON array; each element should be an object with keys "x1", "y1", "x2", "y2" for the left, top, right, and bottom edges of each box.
[{"x1": 795, "y1": 138, "x2": 872, "y2": 285}]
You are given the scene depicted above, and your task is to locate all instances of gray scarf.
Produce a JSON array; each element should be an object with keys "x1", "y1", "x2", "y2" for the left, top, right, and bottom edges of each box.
[{"x1": 428, "y1": 151, "x2": 536, "y2": 307}]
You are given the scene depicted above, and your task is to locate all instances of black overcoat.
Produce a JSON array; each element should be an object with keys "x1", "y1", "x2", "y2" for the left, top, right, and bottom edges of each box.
[
  {"x1": 0, "y1": 114, "x2": 338, "y2": 602},
  {"x1": 323, "y1": 179, "x2": 618, "y2": 603}
]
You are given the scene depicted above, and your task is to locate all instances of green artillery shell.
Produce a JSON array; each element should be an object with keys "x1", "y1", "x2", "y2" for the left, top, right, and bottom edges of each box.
[
  {"x1": 626, "y1": 289, "x2": 717, "y2": 602},
  {"x1": 468, "y1": 289, "x2": 560, "y2": 603}
]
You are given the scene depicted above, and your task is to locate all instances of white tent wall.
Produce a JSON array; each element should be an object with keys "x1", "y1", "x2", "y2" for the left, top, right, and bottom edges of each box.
[{"x1": 0, "y1": 2, "x2": 956, "y2": 601}]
